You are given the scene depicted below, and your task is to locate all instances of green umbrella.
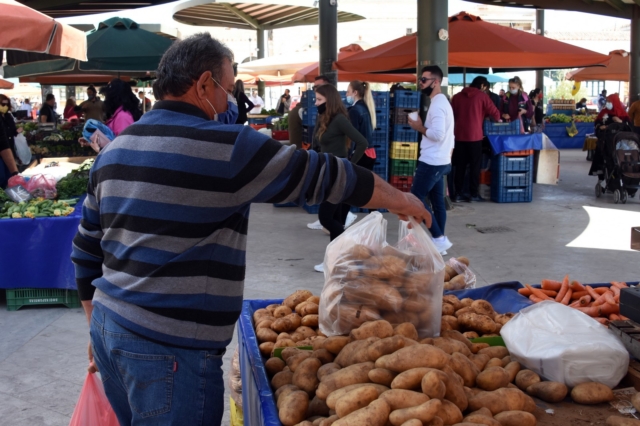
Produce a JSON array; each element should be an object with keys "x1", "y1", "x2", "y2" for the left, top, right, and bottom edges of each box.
[{"x1": 4, "y1": 17, "x2": 173, "y2": 78}]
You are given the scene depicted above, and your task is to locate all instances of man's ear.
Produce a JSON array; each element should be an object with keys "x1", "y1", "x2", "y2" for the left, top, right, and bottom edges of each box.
[{"x1": 196, "y1": 71, "x2": 213, "y2": 99}]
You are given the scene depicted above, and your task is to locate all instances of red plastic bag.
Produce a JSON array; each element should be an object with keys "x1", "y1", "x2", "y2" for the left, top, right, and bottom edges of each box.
[
  {"x1": 25, "y1": 173, "x2": 57, "y2": 199},
  {"x1": 69, "y1": 373, "x2": 119, "y2": 426},
  {"x1": 7, "y1": 175, "x2": 27, "y2": 189}
]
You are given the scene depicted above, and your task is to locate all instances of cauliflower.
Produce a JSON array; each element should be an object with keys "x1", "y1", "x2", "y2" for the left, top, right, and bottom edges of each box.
[
  {"x1": 24, "y1": 212, "x2": 35, "y2": 219},
  {"x1": 11, "y1": 212, "x2": 22, "y2": 218},
  {"x1": 53, "y1": 209, "x2": 61, "y2": 217}
]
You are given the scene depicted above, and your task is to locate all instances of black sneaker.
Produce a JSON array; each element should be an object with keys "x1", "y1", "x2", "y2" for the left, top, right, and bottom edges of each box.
[
  {"x1": 453, "y1": 196, "x2": 469, "y2": 203},
  {"x1": 470, "y1": 195, "x2": 485, "y2": 202}
]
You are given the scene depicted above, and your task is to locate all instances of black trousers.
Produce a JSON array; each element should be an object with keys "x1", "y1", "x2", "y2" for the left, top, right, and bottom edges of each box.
[
  {"x1": 453, "y1": 140, "x2": 483, "y2": 198},
  {"x1": 319, "y1": 201, "x2": 344, "y2": 241},
  {"x1": 340, "y1": 154, "x2": 376, "y2": 225}
]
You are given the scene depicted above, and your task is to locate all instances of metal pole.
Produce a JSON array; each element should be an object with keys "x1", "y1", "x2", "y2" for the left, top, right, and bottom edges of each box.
[
  {"x1": 319, "y1": 0, "x2": 338, "y2": 86},
  {"x1": 417, "y1": 0, "x2": 448, "y2": 109},
  {"x1": 535, "y1": 9, "x2": 545, "y2": 91},
  {"x1": 463, "y1": 68, "x2": 466, "y2": 87},
  {"x1": 630, "y1": 5, "x2": 640, "y2": 104},
  {"x1": 257, "y1": 29, "x2": 266, "y2": 98}
]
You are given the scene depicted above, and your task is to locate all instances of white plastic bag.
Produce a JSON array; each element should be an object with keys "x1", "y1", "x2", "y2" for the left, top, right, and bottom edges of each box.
[
  {"x1": 319, "y1": 212, "x2": 446, "y2": 338},
  {"x1": 501, "y1": 301, "x2": 629, "y2": 388},
  {"x1": 445, "y1": 257, "x2": 476, "y2": 290},
  {"x1": 14, "y1": 133, "x2": 31, "y2": 165}
]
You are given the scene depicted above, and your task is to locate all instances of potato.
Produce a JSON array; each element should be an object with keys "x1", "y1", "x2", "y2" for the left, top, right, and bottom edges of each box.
[
  {"x1": 468, "y1": 354, "x2": 490, "y2": 371},
  {"x1": 504, "y1": 361, "x2": 521, "y2": 383},
  {"x1": 440, "y1": 315, "x2": 459, "y2": 331},
  {"x1": 318, "y1": 363, "x2": 341, "y2": 381},
  {"x1": 275, "y1": 305, "x2": 293, "y2": 318},
  {"x1": 257, "y1": 327, "x2": 279, "y2": 343},
  {"x1": 307, "y1": 295, "x2": 320, "y2": 305},
  {"x1": 398, "y1": 420, "x2": 422, "y2": 426},
  {"x1": 257, "y1": 317, "x2": 276, "y2": 329},
  {"x1": 494, "y1": 313, "x2": 514, "y2": 326},
  {"x1": 391, "y1": 367, "x2": 431, "y2": 390},
  {"x1": 606, "y1": 415, "x2": 640, "y2": 426},
  {"x1": 302, "y1": 314, "x2": 319, "y2": 328},
  {"x1": 471, "y1": 300, "x2": 495, "y2": 317},
  {"x1": 445, "y1": 264, "x2": 458, "y2": 278},
  {"x1": 300, "y1": 302, "x2": 319, "y2": 317},
  {"x1": 367, "y1": 335, "x2": 406, "y2": 361},
  {"x1": 311, "y1": 336, "x2": 327, "y2": 351},
  {"x1": 470, "y1": 343, "x2": 490, "y2": 354},
  {"x1": 458, "y1": 312, "x2": 497, "y2": 335},
  {"x1": 468, "y1": 388, "x2": 528, "y2": 415},
  {"x1": 287, "y1": 352, "x2": 312, "y2": 372},
  {"x1": 292, "y1": 357, "x2": 322, "y2": 394},
  {"x1": 350, "y1": 320, "x2": 394, "y2": 341},
  {"x1": 457, "y1": 256, "x2": 470, "y2": 266},
  {"x1": 316, "y1": 362, "x2": 375, "y2": 400},
  {"x1": 323, "y1": 336, "x2": 351, "y2": 355},
  {"x1": 272, "y1": 317, "x2": 295, "y2": 334},
  {"x1": 378, "y1": 389, "x2": 431, "y2": 411},
  {"x1": 351, "y1": 244, "x2": 374, "y2": 260},
  {"x1": 332, "y1": 398, "x2": 390, "y2": 426},
  {"x1": 493, "y1": 411, "x2": 536, "y2": 426},
  {"x1": 394, "y1": 322, "x2": 419, "y2": 341},
  {"x1": 281, "y1": 347, "x2": 302, "y2": 362},
  {"x1": 272, "y1": 369, "x2": 294, "y2": 390},
  {"x1": 311, "y1": 348, "x2": 335, "y2": 365},
  {"x1": 368, "y1": 367, "x2": 397, "y2": 388},
  {"x1": 308, "y1": 395, "x2": 331, "y2": 418},
  {"x1": 286, "y1": 313, "x2": 302, "y2": 329},
  {"x1": 335, "y1": 337, "x2": 380, "y2": 367},
  {"x1": 442, "y1": 365, "x2": 469, "y2": 412},
  {"x1": 449, "y1": 352, "x2": 481, "y2": 387},
  {"x1": 265, "y1": 304, "x2": 280, "y2": 313},
  {"x1": 478, "y1": 346, "x2": 509, "y2": 359},
  {"x1": 467, "y1": 407, "x2": 493, "y2": 418},
  {"x1": 326, "y1": 383, "x2": 389, "y2": 410},
  {"x1": 442, "y1": 295, "x2": 462, "y2": 310},
  {"x1": 449, "y1": 275, "x2": 467, "y2": 290},
  {"x1": 424, "y1": 417, "x2": 444, "y2": 426},
  {"x1": 421, "y1": 370, "x2": 446, "y2": 399},
  {"x1": 296, "y1": 422, "x2": 313, "y2": 426},
  {"x1": 344, "y1": 280, "x2": 403, "y2": 312},
  {"x1": 335, "y1": 385, "x2": 379, "y2": 418},
  {"x1": 297, "y1": 326, "x2": 317, "y2": 339},
  {"x1": 522, "y1": 393, "x2": 537, "y2": 413},
  {"x1": 276, "y1": 385, "x2": 299, "y2": 407},
  {"x1": 265, "y1": 356, "x2": 285, "y2": 376},
  {"x1": 276, "y1": 339, "x2": 298, "y2": 348},
  {"x1": 434, "y1": 399, "x2": 463, "y2": 425},
  {"x1": 420, "y1": 337, "x2": 434, "y2": 345},
  {"x1": 284, "y1": 290, "x2": 313, "y2": 309},
  {"x1": 295, "y1": 300, "x2": 310, "y2": 314},
  {"x1": 462, "y1": 414, "x2": 501, "y2": 426},
  {"x1": 484, "y1": 358, "x2": 505, "y2": 370},
  {"x1": 525, "y1": 381, "x2": 567, "y2": 403},
  {"x1": 633, "y1": 393, "x2": 640, "y2": 412},
  {"x1": 440, "y1": 321, "x2": 452, "y2": 332},
  {"x1": 476, "y1": 366, "x2": 511, "y2": 391},
  {"x1": 375, "y1": 344, "x2": 450, "y2": 372},
  {"x1": 463, "y1": 331, "x2": 479, "y2": 340},
  {"x1": 571, "y1": 382, "x2": 614, "y2": 405},
  {"x1": 260, "y1": 342, "x2": 275, "y2": 357},
  {"x1": 501, "y1": 356, "x2": 511, "y2": 367},
  {"x1": 433, "y1": 337, "x2": 471, "y2": 356},
  {"x1": 400, "y1": 336, "x2": 419, "y2": 347},
  {"x1": 279, "y1": 390, "x2": 309, "y2": 426},
  {"x1": 515, "y1": 369, "x2": 540, "y2": 391},
  {"x1": 254, "y1": 308, "x2": 271, "y2": 322},
  {"x1": 319, "y1": 415, "x2": 339, "y2": 426},
  {"x1": 442, "y1": 304, "x2": 455, "y2": 317},
  {"x1": 389, "y1": 399, "x2": 441, "y2": 426}
]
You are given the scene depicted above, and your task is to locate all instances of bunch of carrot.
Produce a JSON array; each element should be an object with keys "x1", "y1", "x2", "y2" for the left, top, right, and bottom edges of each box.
[{"x1": 518, "y1": 275, "x2": 630, "y2": 326}]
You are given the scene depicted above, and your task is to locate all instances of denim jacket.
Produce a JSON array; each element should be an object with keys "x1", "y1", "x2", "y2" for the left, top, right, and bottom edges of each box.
[{"x1": 348, "y1": 100, "x2": 372, "y2": 148}]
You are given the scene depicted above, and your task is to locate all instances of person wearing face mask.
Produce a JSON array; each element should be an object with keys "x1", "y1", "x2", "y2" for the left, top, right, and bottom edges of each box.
[
  {"x1": 500, "y1": 76, "x2": 533, "y2": 133},
  {"x1": 528, "y1": 88, "x2": 545, "y2": 133},
  {"x1": 71, "y1": 34, "x2": 432, "y2": 426},
  {"x1": 312, "y1": 83, "x2": 369, "y2": 272},
  {"x1": 595, "y1": 93, "x2": 629, "y2": 130},
  {"x1": 0, "y1": 95, "x2": 21, "y2": 186},
  {"x1": 407, "y1": 65, "x2": 455, "y2": 255},
  {"x1": 79, "y1": 85, "x2": 105, "y2": 122}
]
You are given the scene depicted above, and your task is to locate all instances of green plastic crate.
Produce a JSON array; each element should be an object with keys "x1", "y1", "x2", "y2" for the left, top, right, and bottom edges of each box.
[
  {"x1": 390, "y1": 159, "x2": 417, "y2": 176},
  {"x1": 6, "y1": 288, "x2": 80, "y2": 311}
]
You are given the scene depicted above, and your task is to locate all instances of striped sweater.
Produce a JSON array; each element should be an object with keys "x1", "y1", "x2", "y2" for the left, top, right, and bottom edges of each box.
[{"x1": 71, "y1": 100, "x2": 374, "y2": 349}]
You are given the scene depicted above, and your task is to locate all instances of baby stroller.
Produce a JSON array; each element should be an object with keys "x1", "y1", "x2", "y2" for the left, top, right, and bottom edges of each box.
[{"x1": 593, "y1": 126, "x2": 640, "y2": 204}]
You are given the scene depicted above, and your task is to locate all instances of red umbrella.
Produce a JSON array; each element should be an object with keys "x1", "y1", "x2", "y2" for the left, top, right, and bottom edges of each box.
[
  {"x1": 0, "y1": 79, "x2": 15, "y2": 89},
  {"x1": 335, "y1": 12, "x2": 609, "y2": 73},
  {"x1": 293, "y1": 44, "x2": 415, "y2": 83},
  {"x1": 567, "y1": 50, "x2": 629, "y2": 82}
]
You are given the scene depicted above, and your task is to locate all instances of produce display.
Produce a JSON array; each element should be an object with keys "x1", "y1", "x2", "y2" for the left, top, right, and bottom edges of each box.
[
  {"x1": 545, "y1": 113, "x2": 596, "y2": 124},
  {"x1": 518, "y1": 276, "x2": 629, "y2": 325},
  {"x1": 260, "y1": 108, "x2": 283, "y2": 116},
  {"x1": 56, "y1": 159, "x2": 93, "y2": 199},
  {"x1": 24, "y1": 122, "x2": 95, "y2": 158},
  {"x1": 0, "y1": 198, "x2": 76, "y2": 219},
  {"x1": 253, "y1": 290, "x2": 618, "y2": 426}
]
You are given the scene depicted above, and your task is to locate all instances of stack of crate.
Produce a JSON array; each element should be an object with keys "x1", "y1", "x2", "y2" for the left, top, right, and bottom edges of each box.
[
  {"x1": 371, "y1": 91, "x2": 390, "y2": 180},
  {"x1": 300, "y1": 90, "x2": 316, "y2": 148},
  {"x1": 388, "y1": 91, "x2": 420, "y2": 192}
]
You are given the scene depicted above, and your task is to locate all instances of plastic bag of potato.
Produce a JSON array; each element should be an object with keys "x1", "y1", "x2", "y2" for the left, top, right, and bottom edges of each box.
[
  {"x1": 444, "y1": 257, "x2": 476, "y2": 290},
  {"x1": 319, "y1": 212, "x2": 446, "y2": 338}
]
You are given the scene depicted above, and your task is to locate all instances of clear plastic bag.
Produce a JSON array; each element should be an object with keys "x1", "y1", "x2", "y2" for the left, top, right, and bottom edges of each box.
[
  {"x1": 25, "y1": 173, "x2": 57, "y2": 199},
  {"x1": 5, "y1": 185, "x2": 32, "y2": 203},
  {"x1": 501, "y1": 301, "x2": 629, "y2": 388},
  {"x1": 444, "y1": 257, "x2": 476, "y2": 290},
  {"x1": 69, "y1": 373, "x2": 119, "y2": 426},
  {"x1": 14, "y1": 134, "x2": 32, "y2": 165},
  {"x1": 319, "y1": 212, "x2": 446, "y2": 338},
  {"x1": 228, "y1": 346, "x2": 242, "y2": 408}
]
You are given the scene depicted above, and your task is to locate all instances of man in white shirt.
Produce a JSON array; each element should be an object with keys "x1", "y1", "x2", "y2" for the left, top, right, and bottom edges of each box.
[
  {"x1": 19, "y1": 99, "x2": 32, "y2": 115},
  {"x1": 407, "y1": 65, "x2": 455, "y2": 255},
  {"x1": 249, "y1": 90, "x2": 264, "y2": 114}
]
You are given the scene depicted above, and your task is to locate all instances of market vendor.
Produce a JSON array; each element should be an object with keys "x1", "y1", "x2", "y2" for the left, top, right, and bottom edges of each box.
[
  {"x1": 71, "y1": 32, "x2": 430, "y2": 426},
  {"x1": 38, "y1": 94, "x2": 57, "y2": 124},
  {"x1": 594, "y1": 93, "x2": 629, "y2": 130},
  {"x1": 0, "y1": 94, "x2": 20, "y2": 162},
  {"x1": 79, "y1": 85, "x2": 105, "y2": 122},
  {"x1": 0, "y1": 107, "x2": 19, "y2": 189}
]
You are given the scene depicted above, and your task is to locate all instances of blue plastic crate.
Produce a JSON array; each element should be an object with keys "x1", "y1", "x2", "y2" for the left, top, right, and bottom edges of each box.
[
  {"x1": 371, "y1": 128, "x2": 389, "y2": 146},
  {"x1": 300, "y1": 90, "x2": 315, "y2": 105},
  {"x1": 302, "y1": 107, "x2": 317, "y2": 126},
  {"x1": 303, "y1": 202, "x2": 320, "y2": 214},
  {"x1": 483, "y1": 120, "x2": 520, "y2": 135},
  {"x1": 373, "y1": 145, "x2": 388, "y2": 165},
  {"x1": 491, "y1": 185, "x2": 533, "y2": 203},
  {"x1": 492, "y1": 154, "x2": 534, "y2": 173},
  {"x1": 375, "y1": 109, "x2": 389, "y2": 130},
  {"x1": 392, "y1": 124, "x2": 419, "y2": 142},
  {"x1": 493, "y1": 171, "x2": 531, "y2": 188},
  {"x1": 391, "y1": 90, "x2": 420, "y2": 109},
  {"x1": 248, "y1": 117, "x2": 267, "y2": 125},
  {"x1": 372, "y1": 91, "x2": 390, "y2": 109}
]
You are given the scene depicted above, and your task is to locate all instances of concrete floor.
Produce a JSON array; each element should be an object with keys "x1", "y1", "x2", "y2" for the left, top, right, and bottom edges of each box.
[{"x1": 0, "y1": 149, "x2": 637, "y2": 425}]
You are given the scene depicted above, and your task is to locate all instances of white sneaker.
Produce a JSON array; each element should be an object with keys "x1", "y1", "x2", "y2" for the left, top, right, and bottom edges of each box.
[
  {"x1": 440, "y1": 250, "x2": 448, "y2": 256},
  {"x1": 307, "y1": 220, "x2": 323, "y2": 230},
  {"x1": 432, "y1": 236, "x2": 453, "y2": 254},
  {"x1": 314, "y1": 263, "x2": 324, "y2": 273},
  {"x1": 344, "y1": 212, "x2": 358, "y2": 229}
]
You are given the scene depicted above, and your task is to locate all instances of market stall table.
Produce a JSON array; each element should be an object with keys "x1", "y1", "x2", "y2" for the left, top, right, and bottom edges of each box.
[{"x1": 544, "y1": 122, "x2": 594, "y2": 149}]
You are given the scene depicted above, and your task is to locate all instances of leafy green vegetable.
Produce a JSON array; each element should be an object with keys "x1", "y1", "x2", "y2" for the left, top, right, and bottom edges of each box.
[{"x1": 55, "y1": 159, "x2": 94, "y2": 199}]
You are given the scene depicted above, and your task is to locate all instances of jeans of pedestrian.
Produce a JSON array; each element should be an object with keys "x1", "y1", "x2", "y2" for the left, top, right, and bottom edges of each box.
[
  {"x1": 410, "y1": 161, "x2": 451, "y2": 238},
  {"x1": 452, "y1": 140, "x2": 483, "y2": 198},
  {"x1": 318, "y1": 201, "x2": 344, "y2": 241},
  {"x1": 90, "y1": 305, "x2": 226, "y2": 426}
]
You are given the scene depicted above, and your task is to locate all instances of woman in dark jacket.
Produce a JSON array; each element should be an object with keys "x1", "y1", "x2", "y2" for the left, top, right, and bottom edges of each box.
[
  {"x1": 0, "y1": 94, "x2": 19, "y2": 162},
  {"x1": 529, "y1": 88, "x2": 544, "y2": 132},
  {"x1": 233, "y1": 80, "x2": 254, "y2": 125},
  {"x1": 500, "y1": 76, "x2": 533, "y2": 132},
  {"x1": 0, "y1": 95, "x2": 19, "y2": 188}
]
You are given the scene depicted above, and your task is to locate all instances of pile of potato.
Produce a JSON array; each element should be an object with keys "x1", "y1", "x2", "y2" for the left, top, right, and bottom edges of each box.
[
  {"x1": 255, "y1": 293, "x2": 616, "y2": 426},
  {"x1": 320, "y1": 243, "x2": 445, "y2": 338},
  {"x1": 440, "y1": 295, "x2": 515, "y2": 338}
]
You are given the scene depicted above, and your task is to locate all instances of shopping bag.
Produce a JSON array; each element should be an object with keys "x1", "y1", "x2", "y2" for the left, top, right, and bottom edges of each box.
[
  {"x1": 14, "y1": 134, "x2": 31, "y2": 165},
  {"x1": 319, "y1": 212, "x2": 446, "y2": 338},
  {"x1": 444, "y1": 257, "x2": 476, "y2": 291},
  {"x1": 69, "y1": 373, "x2": 119, "y2": 426},
  {"x1": 24, "y1": 173, "x2": 57, "y2": 199}
]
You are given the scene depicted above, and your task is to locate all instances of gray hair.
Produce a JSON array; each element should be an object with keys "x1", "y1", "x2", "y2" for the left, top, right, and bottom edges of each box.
[{"x1": 153, "y1": 33, "x2": 234, "y2": 100}]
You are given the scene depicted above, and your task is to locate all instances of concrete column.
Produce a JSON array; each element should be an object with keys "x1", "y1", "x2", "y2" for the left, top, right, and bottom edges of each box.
[
  {"x1": 417, "y1": 0, "x2": 448, "y2": 110},
  {"x1": 66, "y1": 86, "x2": 76, "y2": 101},
  {"x1": 318, "y1": 0, "x2": 338, "y2": 86},
  {"x1": 535, "y1": 9, "x2": 545, "y2": 91},
  {"x1": 257, "y1": 29, "x2": 266, "y2": 98},
  {"x1": 631, "y1": 6, "x2": 640, "y2": 104}
]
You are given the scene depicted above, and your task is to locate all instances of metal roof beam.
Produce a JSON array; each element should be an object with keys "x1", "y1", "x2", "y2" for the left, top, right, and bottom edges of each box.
[
  {"x1": 219, "y1": 3, "x2": 262, "y2": 29},
  {"x1": 603, "y1": 0, "x2": 627, "y2": 12}
]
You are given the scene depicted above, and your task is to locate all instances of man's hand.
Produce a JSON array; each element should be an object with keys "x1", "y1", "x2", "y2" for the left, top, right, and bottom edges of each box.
[
  {"x1": 88, "y1": 341, "x2": 98, "y2": 374},
  {"x1": 388, "y1": 192, "x2": 432, "y2": 228},
  {"x1": 502, "y1": 114, "x2": 511, "y2": 120},
  {"x1": 407, "y1": 117, "x2": 425, "y2": 134}
]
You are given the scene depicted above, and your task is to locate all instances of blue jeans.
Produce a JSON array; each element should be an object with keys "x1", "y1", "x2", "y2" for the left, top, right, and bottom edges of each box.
[
  {"x1": 410, "y1": 161, "x2": 451, "y2": 238},
  {"x1": 90, "y1": 306, "x2": 225, "y2": 426}
]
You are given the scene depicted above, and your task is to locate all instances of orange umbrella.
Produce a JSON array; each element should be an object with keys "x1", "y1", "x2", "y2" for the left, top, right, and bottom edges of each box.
[
  {"x1": 1, "y1": 0, "x2": 87, "y2": 63},
  {"x1": 567, "y1": 50, "x2": 629, "y2": 82},
  {"x1": 0, "y1": 79, "x2": 14, "y2": 89},
  {"x1": 335, "y1": 12, "x2": 609, "y2": 73},
  {"x1": 293, "y1": 44, "x2": 415, "y2": 83}
]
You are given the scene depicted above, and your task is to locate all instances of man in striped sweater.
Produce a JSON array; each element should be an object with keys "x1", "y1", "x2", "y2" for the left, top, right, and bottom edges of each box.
[{"x1": 71, "y1": 33, "x2": 431, "y2": 425}]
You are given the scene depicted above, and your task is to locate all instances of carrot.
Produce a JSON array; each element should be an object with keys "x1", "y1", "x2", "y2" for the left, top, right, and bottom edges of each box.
[
  {"x1": 578, "y1": 295, "x2": 592, "y2": 306},
  {"x1": 570, "y1": 280, "x2": 586, "y2": 292},
  {"x1": 594, "y1": 317, "x2": 610, "y2": 326},
  {"x1": 593, "y1": 290, "x2": 613, "y2": 307},
  {"x1": 576, "y1": 306, "x2": 601, "y2": 317},
  {"x1": 526, "y1": 284, "x2": 552, "y2": 301},
  {"x1": 569, "y1": 300, "x2": 582, "y2": 308},
  {"x1": 561, "y1": 289, "x2": 573, "y2": 305},
  {"x1": 571, "y1": 291, "x2": 588, "y2": 300},
  {"x1": 600, "y1": 303, "x2": 620, "y2": 316},
  {"x1": 541, "y1": 279, "x2": 562, "y2": 291},
  {"x1": 594, "y1": 287, "x2": 609, "y2": 295},
  {"x1": 540, "y1": 289, "x2": 557, "y2": 297},
  {"x1": 585, "y1": 285, "x2": 600, "y2": 300},
  {"x1": 610, "y1": 281, "x2": 628, "y2": 289},
  {"x1": 555, "y1": 275, "x2": 570, "y2": 302},
  {"x1": 609, "y1": 314, "x2": 622, "y2": 321},
  {"x1": 529, "y1": 294, "x2": 544, "y2": 303},
  {"x1": 518, "y1": 288, "x2": 532, "y2": 296},
  {"x1": 603, "y1": 292, "x2": 617, "y2": 305}
]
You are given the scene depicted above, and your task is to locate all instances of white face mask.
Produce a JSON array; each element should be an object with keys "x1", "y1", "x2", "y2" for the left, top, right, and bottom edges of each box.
[
  {"x1": 509, "y1": 89, "x2": 519, "y2": 95},
  {"x1": 606, "y1": 102, "x2": 613, "y2": 110}
]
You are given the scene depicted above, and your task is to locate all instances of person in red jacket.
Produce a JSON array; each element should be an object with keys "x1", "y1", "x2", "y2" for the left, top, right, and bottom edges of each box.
[{"x1": 451, "y1": 76, "x2": 501, "y2": 202}]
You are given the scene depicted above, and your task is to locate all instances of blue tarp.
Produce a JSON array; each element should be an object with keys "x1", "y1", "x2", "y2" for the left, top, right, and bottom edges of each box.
[
  {"x1": 487, "y1": 133, "x2": 543, "y2": 155},
  {"x1": 0, "y1": 195, "x2": 85, "y2": 289},
  {"x1": 544, "y1": 122, "x2": 593, "y2": 149},
  {"x1": 447, "y1": 281, "x2": 532, "y2": 314}
]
